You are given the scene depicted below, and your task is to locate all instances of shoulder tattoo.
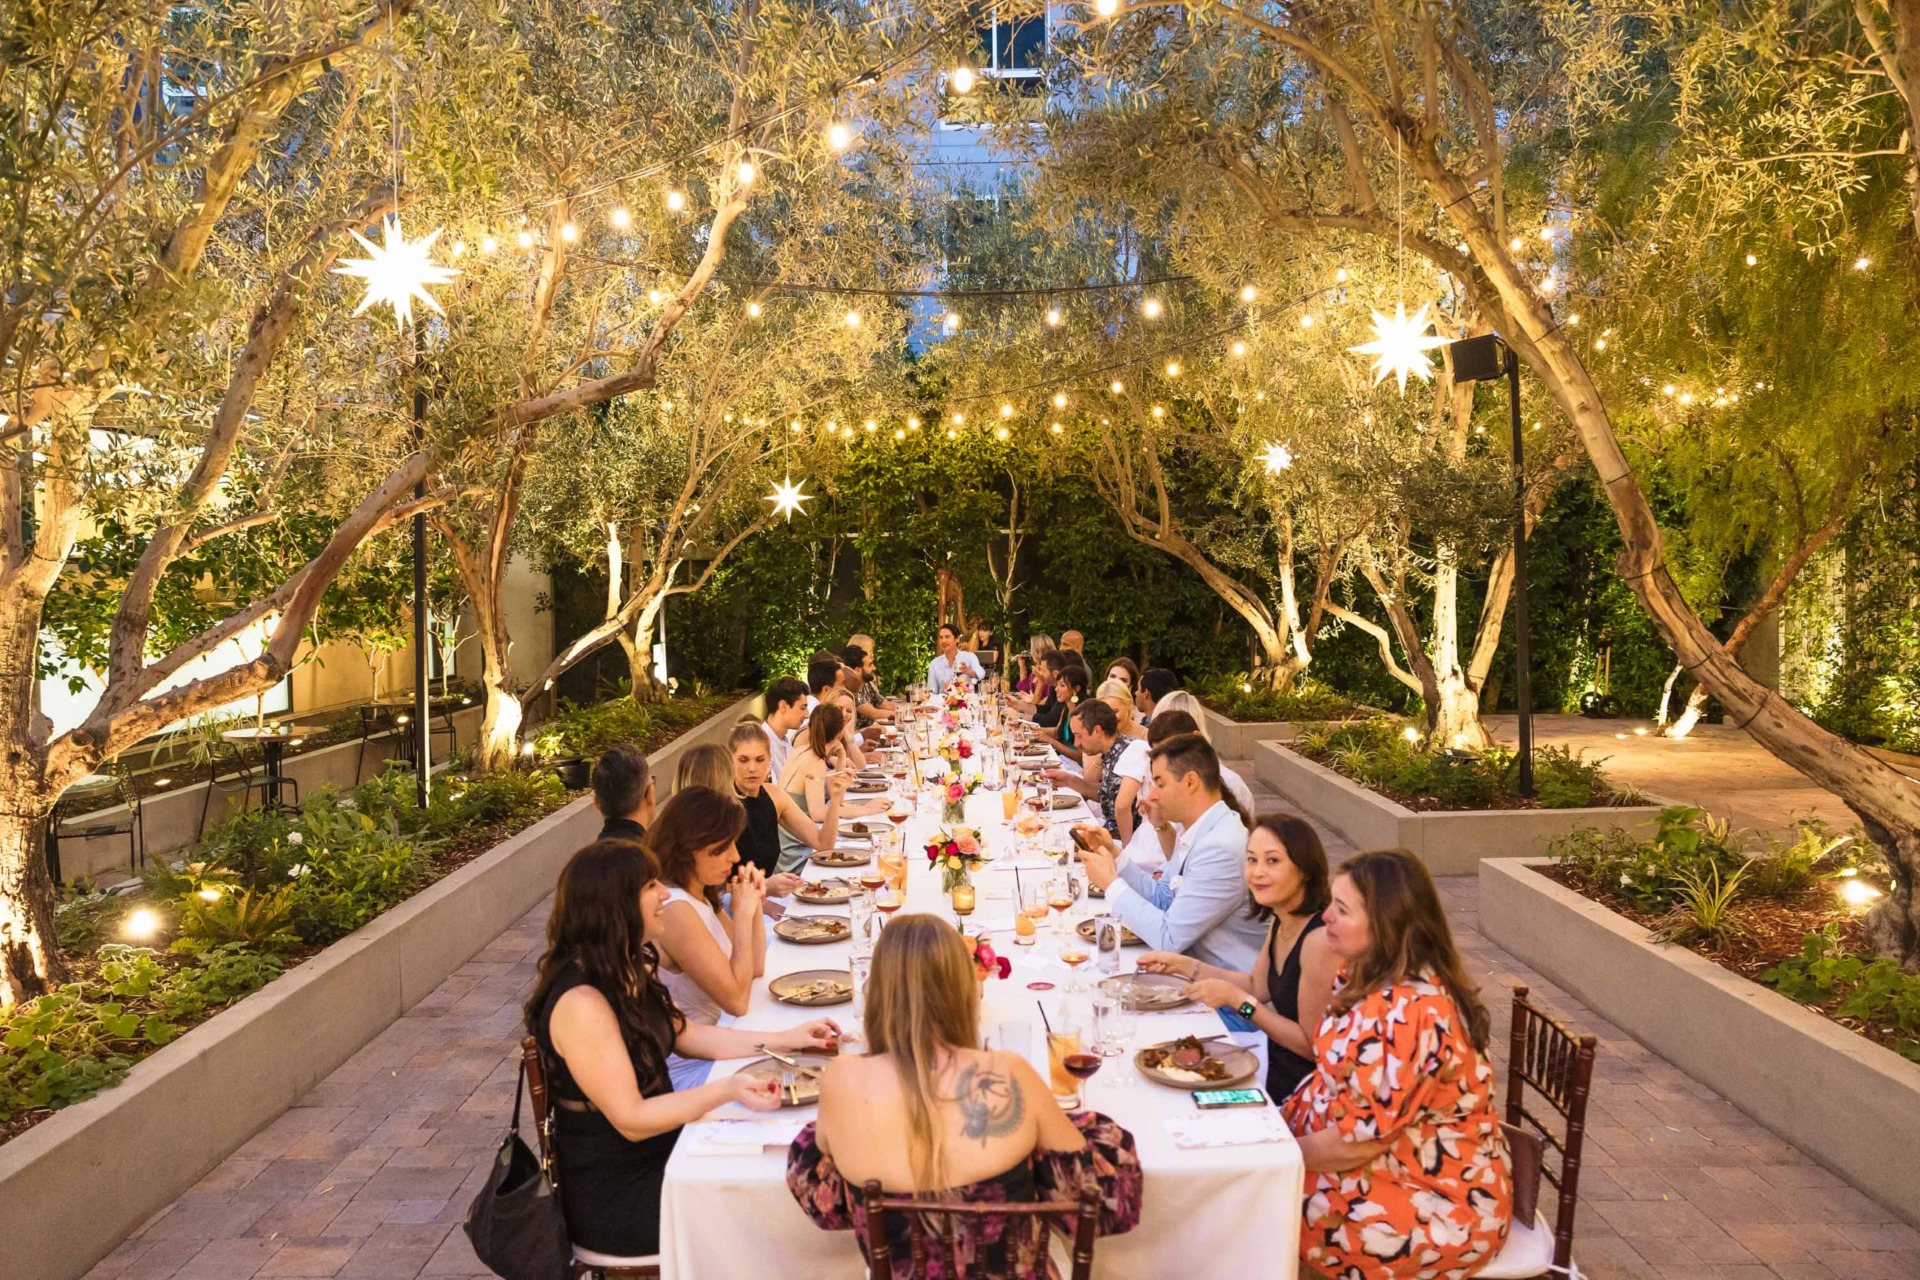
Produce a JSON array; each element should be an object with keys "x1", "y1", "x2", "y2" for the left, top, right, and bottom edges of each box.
[{"x1": 954, "y1": 1063, "x2": 1025, "y2": 1145}]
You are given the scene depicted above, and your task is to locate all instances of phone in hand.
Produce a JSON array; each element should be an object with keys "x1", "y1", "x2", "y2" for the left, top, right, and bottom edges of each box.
[
  {"x1": 1194, "y1": 1088, "x2": 1270, "y2": 1110},
  {"x1": 1069, "y1": 825, "x2": 1098, "y2": 852}
]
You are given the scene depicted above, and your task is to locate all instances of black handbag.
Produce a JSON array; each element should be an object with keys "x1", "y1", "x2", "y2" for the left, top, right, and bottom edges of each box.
[{"x1": 463, "y1": 1059, "x2": 573, "y2": 1280}]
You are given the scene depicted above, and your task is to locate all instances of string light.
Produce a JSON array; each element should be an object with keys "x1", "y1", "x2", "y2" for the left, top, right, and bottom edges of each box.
[
  {"x1": 333, "y1": 216, "x2": 459, "y2": 329},
  {"x1": 1239, "y1": 285, "x2": 1257, "y2": 302},
  {"x1": 827, "y1": 123, "x2": 854, "y2": 151},
  {"x1": 864, "y1": 419, "x2": 877, "y2": 433},
  {"x1": 517, "y1": 230, "x2": 535, "y2": 248},
  {"x1": 952, "y1": 411, "x2": 965, "y2": 425},
  {"x1": 1109, "y1": 379, "x2": 1125, "y2": 394},
  {"x1": 1349, "y1": 303, "x2": 1446, "y2": 393},
  {"x1": 791, "y1": 420, "x2": 803, "y2": 433},
  {"x1": 1095, "y1": 0, "x2": 1119, "y2": 13},
  {"x1": 908, "y1": 416, "x2": 921, "y2": 430},
  {"x1": 951, "y1": 66, "x2": 976, "y2": 93},
  {"x1": 1141, "y1": 298, "x2": 1162, "y2": 318},
  {"x1": 1744, "y1": 253, "x2": 1757, "y2": 267},
  {"x1": 944, "y1": 311, "x2": 962, "y2": 331},
  {"x1": 666, "y1": 190, "x2": 686, "y2": 212},
  {"x1": 648, "y1": 289, "x2": 665, "y2": 303},
  {"x1": 995, "y1": 425, "x2": 1010, "y2": 440},
  {"x1": 1045, "y1": 307, "x2": 1062, "y2": 326},
  {"x1": 844, "y1": 309, "x2": 861, "y2": 327},
  {"x1": 1593, "y1": 337, "x2": 1607, "y2": 351},
  {"x1": 737, "y1": 160, "x2": 756, "y2": 186},
  {"x1": 450, "y1": 240, "x2": 466, "y2": 258},
  {"x1": 1662, "y1": 384, "x2": 1676, "y2": 396},
  {"x1": 1053, "y1": 391, "x2": 1068, "y2": 408},
  {"x1": 1509, "y1": 236, "x2": 1524, "y2": 252},
  {"x1": 747, "y1": 301, "x2": 763, "y2": 318},
  {"x1": 481, "y1": 235, "x2": 498, "y2": 254},
  {"x1": 895, "y1": 427, "x2": 906, "y2": 440},
  {"x1": 1000, "y1": 402, "x2": 1014, "y2": 417},
  {"x1": 1334, "y1": 267, "x2": 1349, "y2": 283},
  {"x1": 1151, "y1": 404, "x2": 1165, "y2": 418},
  {"x1": 610, "y1": 207, "x2": 631, "y2": 229},
  {"x1": 1165, "y1": 361, "x2": 1180, "y2": 376},
  {"x1": 1299, "y1": 313, "x2": 1314, "y2": 328},
  {"x1": 1853, "y1": 255, "x2": 1871, "y2": 271},
  {"x1": 1230, "y1": 341, "x2": 1247, "y2": 357},
  {"x1": 1539, "y1": 226, "x2": 1555, "y2": 241},
  {"x1": 1263, "y1": 443, "x2": 1295, "y2": 476},
  {"x1": 1567, "y1": 313, "x2": 1580, "y2": 326},
  {"x1": 560, "y1": 222, "x2": 579, "y2": 243},
  {"x1": 765, "y1": 474, "x2": 812, "y2": 522},
  {"x1": 1050, "y1": 421, "x2": 1063, "y2": 433}
]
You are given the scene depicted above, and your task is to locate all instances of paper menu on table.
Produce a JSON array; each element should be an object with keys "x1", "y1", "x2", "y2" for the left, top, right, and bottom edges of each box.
[
  {"x1": 682, "y1": 1115, "x2": 811, "y2": 1157},
  {"x1": 1164, "y1": 1108, "x2": 1292, "y2": 1150}
]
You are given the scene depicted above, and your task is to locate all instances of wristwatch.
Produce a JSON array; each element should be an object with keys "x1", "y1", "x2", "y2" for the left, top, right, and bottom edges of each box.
[{"x1": 1235, "y1": 1000, "x2": 1258, "y2": 1021}]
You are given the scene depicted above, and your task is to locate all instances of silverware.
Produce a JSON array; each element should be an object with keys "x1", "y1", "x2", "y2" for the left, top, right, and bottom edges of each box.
[{"x1": 759, "y1": 1045, "x2": 800, "y2": 1068}]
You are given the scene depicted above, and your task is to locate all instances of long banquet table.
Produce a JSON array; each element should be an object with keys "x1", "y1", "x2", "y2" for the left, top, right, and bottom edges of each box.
[{"x1": 656, "y1": 712, "x2": 1304, "y2": 1279}]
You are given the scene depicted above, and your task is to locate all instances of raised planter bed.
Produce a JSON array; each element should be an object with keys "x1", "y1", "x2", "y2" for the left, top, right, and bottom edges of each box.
[
  {"x1": 1480, "y1": 857, "x2": 1920, "y2": 1228},
  {"x1": 1198, "y1": 703, "x2": 1305, "y2": 760},
  {"x1": 0, "y1": 691, "x2": 758, "y2": 1280},
  {"x1": 1253, "y1": 741, "x2": 1664, "y2": 875}
]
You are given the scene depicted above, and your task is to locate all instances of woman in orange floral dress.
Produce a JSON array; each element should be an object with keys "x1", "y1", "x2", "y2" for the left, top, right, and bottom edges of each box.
[{"x1": 1282, "y1": 849, "x2": 1512, "y2": 1279}]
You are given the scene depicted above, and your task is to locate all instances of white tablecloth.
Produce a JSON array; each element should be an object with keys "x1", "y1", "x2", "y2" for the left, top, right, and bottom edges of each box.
[{"x1": 658, "y1": 735, "x2": 1303, "y2": 1279}]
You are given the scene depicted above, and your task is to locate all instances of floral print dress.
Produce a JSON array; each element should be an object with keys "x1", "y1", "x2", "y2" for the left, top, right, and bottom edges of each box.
[
  {"x1": 786, "y1": 1110, "x2": 1142, "y2": 1280},
  {"x1": 1282, "y1": 971, "x2": 1512, "y2": 1280}
]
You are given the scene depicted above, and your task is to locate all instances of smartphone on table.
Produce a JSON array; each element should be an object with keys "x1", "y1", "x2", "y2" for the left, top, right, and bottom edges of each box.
[{"x1": 1193, "y1": 1088, "x2": 1270, "y2": 1110}]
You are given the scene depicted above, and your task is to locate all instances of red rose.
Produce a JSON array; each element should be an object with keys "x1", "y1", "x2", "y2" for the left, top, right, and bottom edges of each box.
[{"x1": 958, "y1": 741, "x2": 974, "y2": 759}]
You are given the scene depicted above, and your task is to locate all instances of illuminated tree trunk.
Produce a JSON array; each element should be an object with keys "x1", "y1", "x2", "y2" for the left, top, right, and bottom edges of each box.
[{"x1": 0, "y1": 805, "x2": 64, "y2": 1007}]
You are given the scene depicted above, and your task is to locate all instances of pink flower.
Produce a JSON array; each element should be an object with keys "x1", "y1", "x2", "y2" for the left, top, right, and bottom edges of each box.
[
  {"x1": 955, "y1": 834, "x2": 980, "y2": 856},
  {"x1": 946, "y1": 781, "x2": 965, "y2": 802},
  {"x1": 958, "y1": 740, "x2": 974, "y2": 760}
]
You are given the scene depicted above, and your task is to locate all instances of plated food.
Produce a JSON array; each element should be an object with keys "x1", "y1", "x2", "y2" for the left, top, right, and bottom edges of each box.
[
  {"x1": 793, "y1": 878, "x2": 856, "y2": 904},
  {"x1": 848, "y1": 778, "x2": 889, "y2": 794},
  {"x1": 774, "y1": 915, "x2": 852, "y2": 945},
  {"x1": 736, "y1": 1052, "x2": 835, "y2": 1106},
  {"x1": 1049, "y1": 792, "x2": 1080, "y2": 811},
  {"x1": 1076, "y1": 917, "x2": 1143, "y2": 946},
  {"x1": 810, "y1": 848, "x2": 871, "y2": 869},
  {"x1": 1135, "y1": 1036, "x2": 1259, "y2": 1090},
  {"x1": 770, "y1": 969, "x2": 854, "y2": 1007},
  {"x1": 1098, "y1": 972, "x2": 1191, "y2": 1011}
]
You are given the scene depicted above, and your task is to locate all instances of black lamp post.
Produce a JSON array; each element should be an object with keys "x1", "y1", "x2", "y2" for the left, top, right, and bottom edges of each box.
[
  {"x1": 1447, "y1": 332, "x2": 1533, "y2": 797},
  {"x1": 411, "y1": 324, "x2": 432, "y2": 809}
]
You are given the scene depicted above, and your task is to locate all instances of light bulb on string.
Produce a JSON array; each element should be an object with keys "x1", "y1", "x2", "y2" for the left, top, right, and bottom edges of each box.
[
  {"x1": 610, "y1": 207, "x2": 631, "y2": 230},
  {"x1": 332, "y1": 216, "x2": 459, "y2": 329},
  {"x1": 1230, "y1": 341, "x2": 1247, "y2": 357},
  {"x1": 666, "y1": 190, "x2": 686, "y2": 212},
  {"x1": 827, "y1": 123, "x2": 854, "y2": 151},
  {"x1": 1335, "y1": 267, "x2": 1349, "y2": 283},
  {"x1": 1095, "y1": 0, "x2": 1119, "y2": 13},
  {"x1": 1165, "y1": 361, "x2": 1180, "y2": 377},
  {"x1": 1744, "y1": 253, "x2": 1757, "y2": 267},
  {"x1": 1299, "y1": 313, "x2": 1314, "y2": 328},
  {"x1": 943, "y1": 311, "x2": 962, "y2": 331},
  {"x1": 951, "y1": 67, "x2": 976, "y2": 94},
  {"x1": 1000, "y1": 403, "x2": 1013, "y2": 418},
  {"x1": 560, "y1": 222, "x2": 579, "y2": 243},
  {"x1": 1109, "y1": 379, "x2": 1125, "y2": 394},
  {"x1": 951, "y1": 411, "x2": 965, "y2": 425},
  {"x1": 844, "y1": 310, "x2": 861, "y2": 327},
  {"x1": 1052, "y1": 392, "x2": 1068, "y2": 408},
  {"x1": 908, "y1": 416, "x2": 921, "y2": 430},
  {"x1": 1349, "y1": 303, "x2": 1447, "y2": 393},
  {"x1": 1045, "y1": 308, "x2": 1062, "y2": 326},
  {"x1": 1050, "y1": 421, "x2": 1063, "y2": 434},
  {"x1": 894, "y1": 427, "x2": 906, "y2": 440},
  {"x1": 516, "y1": 230, "x2": 534, "y2": 248},
  {"x1": 1151, "y1": 405, "x2": 1165, "y2": 418},
  {"x1": 481, "y1": 235, "x2": 498, "y2": 254},
  {"x1": 736, "y1": 160, "x2": 756, "y2": 186},
  {"x1": 1240, "y1": 285, "x2": 1257, "y2": 302},
  {"x1": 1262, "y1": 442, "x2": 1294, "y2": 474},
  {"x1": 1141, "y1": 298, "x2": 1162, "y2": 319},
  {"x1": 747, "y1": 301, "x2": 763, "y2": 318},
  {"x1": 1854, "y1": 255, "x2": 1871, "y2": 271},
  {"x1": 995, "y1": 425, "x2": 1010, "y2": 440}
]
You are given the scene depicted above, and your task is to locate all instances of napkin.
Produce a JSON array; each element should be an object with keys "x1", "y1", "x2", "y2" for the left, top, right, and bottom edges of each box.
[
  {"x1": 682, "y1": 1116, "x2": 811, "y2": 1156},
  {"x1": 1164, "y1": 1109, "x2": 1292, "y2": 1150}
]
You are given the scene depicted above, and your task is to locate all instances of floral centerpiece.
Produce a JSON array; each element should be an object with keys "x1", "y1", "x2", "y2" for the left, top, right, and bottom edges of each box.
[
  {"x1": 963, "y1": 934, "x2": 1012, "y2": 985},
  {"x1": 939, "y1": 773, "x2": 979, "y2": 823},
  {"x1": 926, "y1": 827, "x2": 984, "y2": 891},
  {"x1": 938, "y1": 733, "x2": 974, "y2": 767}
]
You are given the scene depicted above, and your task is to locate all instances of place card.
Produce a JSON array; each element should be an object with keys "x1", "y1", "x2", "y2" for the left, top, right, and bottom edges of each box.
[
  {"x1": 1165, "y1": 1109, "x2": 1291, "y2": 1150},
  {"x1": 682, "y1": 1116, "x2": 810, "y2": 1156}
]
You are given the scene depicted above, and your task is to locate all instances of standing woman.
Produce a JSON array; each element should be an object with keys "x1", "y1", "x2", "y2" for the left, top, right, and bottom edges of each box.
[
  {"x1": 648, "y1": 787, "x2": 765, "y2": 1088},
  {"x1": 724, "y1": 721, "x2": 837, "y2": 893},
  {"x1": 526, "y1": 841, "x2": 839, "y2": 1260},
  {"x1": 1283, "y1": 848, "x2": 1513, "y2": 1280},
  {"x1": 776, "y1": 702, "x2": 887, "y2": 874},
  {"x1": 1136, "y1": 815, "x2": 1338, "y2": 1102}
]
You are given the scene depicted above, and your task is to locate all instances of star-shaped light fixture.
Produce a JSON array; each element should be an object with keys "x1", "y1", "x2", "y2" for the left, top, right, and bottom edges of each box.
[
  {"x1": 765, "y1": 473, "x2": 812, "y2": 522},
  {"x1": 1348, "y1": 302, "x2": 1447, "y2": 393},
  {"x1": 333, "y1": 216, "x2": 459, "y2": 329},
  {"x1": 1262, "y1": 442, "x2": 1295, "y2": 474}
]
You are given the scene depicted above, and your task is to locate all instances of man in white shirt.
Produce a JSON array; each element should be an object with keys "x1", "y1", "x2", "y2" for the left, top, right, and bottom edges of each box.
[
  {"x1": 761, "y1": 676, "x2": 807, "y2": 779},
  {"x1": 1077, "y1": 732, "x2": 1266, "y2": 972},
  {"x1": 926, "y1": 623, "x2": 984, "y2": 692}
]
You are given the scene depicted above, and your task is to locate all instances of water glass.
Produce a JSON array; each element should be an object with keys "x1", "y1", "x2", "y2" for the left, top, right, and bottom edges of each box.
[
  {"x1": 849, "y1": 951, "x2": 873, "y2": 1023},
  {"x1": 848, "y1": 890, "x2": 875, "y2": 948},
  {"x1": 1093, "y1": 916, "x2": 1124, "y2": 976},
  {"x1": 1093, "y1": 995, "x2": 1137, "y2": 1065}
]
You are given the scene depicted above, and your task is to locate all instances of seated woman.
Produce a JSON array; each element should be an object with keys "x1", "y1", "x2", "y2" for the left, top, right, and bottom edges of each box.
[
  {"x1": 1034, "y1": 661, "x2": 1090, "y2": 764},
  {"x1": 788, "y1": 915, "x2": 1142, "y2": 1278},
  {"x1": 527, "y1": 840, "x2": 839, "y2": 1260},
  {"x1": 648, "y1": 787, "x2": 767, "y2": 1088},
  {"x1": 1137, "y1": 814, "x2": 1338, "y2": 1103},
  {"x1": 1013, "y1": 633, "x2": 1055, "y2": 698},
  {"x1": 1102, "y1": 657, "x2": 1139, "y2": 692},
  {"x1": 775, "y1": 702, "x2": 887, "y2": 874},
  {"x1": 1282, "y1": 847, "x2": 1513, "y2": 1280},
  {"x1": 725, "y1": 720, "x2": 840, "y2": 893},
  {"x1": 674, "y1": 742, "x2": 734, "y2": 795}
]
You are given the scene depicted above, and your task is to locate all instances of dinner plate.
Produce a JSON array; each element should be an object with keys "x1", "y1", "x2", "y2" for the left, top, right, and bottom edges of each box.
[
  {"x1": 1049, "y1": 793, "x2": 1081, "y2": 811},
  {"x1": 770, "y1": 969, "x2": 854, "y2": 1007},
  {"x1": 774, "y1": 915, "x2": 853, "y2": 945},
  {"x1": 1077, "y1": 917, "x2": 1143, "y2": 947},
  {"x1": 1133, "y1": 1038, "x2": 1259, "y2": 1091},
  {"x1": 810, "y1": 848, "x2": 871, "y2": 869},
  {"x1": 1098, "y1": 971, "x2": 1190, "y2": 1011},
  {"x1": 848, "y1": 780, "x2": 889, "y2": 794},
  {"x1": 736, "y1": 1051, "x2": 837, "y2": 1106},
  {"x1": 793, "y1": 878, "x2": 856, "y2": 904}
]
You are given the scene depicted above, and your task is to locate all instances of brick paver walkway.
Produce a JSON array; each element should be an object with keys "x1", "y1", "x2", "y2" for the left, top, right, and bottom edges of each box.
[{"x1": 83, "y1": 767, "x2": 1919, "y2": 1280}]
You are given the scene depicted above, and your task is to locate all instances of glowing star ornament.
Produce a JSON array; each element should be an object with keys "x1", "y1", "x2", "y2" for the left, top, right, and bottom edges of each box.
[
  {"x1": 765, "y1": 474, "x2": 812, "y2": 522},
  {"x1": 333, "y1": 217, "x2": 459, "y2": 329},
  {"x1": 1349, "y1": 302, "x2": 1447, "y2": 393},
  {"x1": 1262, "y1": 442, "x2": 1295, "y2": 474}
]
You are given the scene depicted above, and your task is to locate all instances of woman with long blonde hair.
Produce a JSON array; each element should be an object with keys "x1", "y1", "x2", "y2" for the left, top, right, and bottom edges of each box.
[{"x1": 787, "y1": 915, "x2": 1143, "y2": 1277}]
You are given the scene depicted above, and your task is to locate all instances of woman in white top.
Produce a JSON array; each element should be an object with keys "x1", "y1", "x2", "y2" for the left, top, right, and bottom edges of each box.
[
  {"x1": 648, "y1": 786, "x2": 766, "y2": 1089},
  {"x1": 1151, "y1": 690, "x2": 1257, "y2": 816},
  {"x1": 776, "y1": 703, "x2": 888, "y2": 873}
]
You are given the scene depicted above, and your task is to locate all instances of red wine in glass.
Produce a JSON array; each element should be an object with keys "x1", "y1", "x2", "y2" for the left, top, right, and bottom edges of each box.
[{"x1": 1062, "y1": 1053, "x2": 1102, "y2": 1082}]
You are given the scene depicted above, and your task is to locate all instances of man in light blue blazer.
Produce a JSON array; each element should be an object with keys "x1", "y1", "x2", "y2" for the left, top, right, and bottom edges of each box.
[{"x1": 1076, "y1": 732, "x2": 1265, "y2": 973}]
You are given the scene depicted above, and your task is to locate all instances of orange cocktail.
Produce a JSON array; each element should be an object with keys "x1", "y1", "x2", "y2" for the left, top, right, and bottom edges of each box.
[{"x1": 878, "y1": 850, "x2": 907, "y2": 891}]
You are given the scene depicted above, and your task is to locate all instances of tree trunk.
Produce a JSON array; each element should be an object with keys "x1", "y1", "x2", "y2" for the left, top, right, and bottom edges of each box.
[
  {"x1": 1426, "y1": 545, "x2": 1488, "y2": 748},
  {"x1": 476, "y1": 673, "x2": 523, "y2": 774},
  {"x1": 625, "y1": 595, "x2": 668, "y2": 704},
  {"x1": 0, "y1": 804, "x2": 64, "y2": 1007}
]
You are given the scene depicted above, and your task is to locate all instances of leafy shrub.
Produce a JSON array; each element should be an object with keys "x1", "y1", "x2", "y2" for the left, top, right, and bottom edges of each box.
[
  {"x1": 531, "y1": 694, "x2": 722, "y2": 761},
  {"x1": 1193, "y1": 674, "x2": 1360, "y2": 723},
  {"x1": 1763, "y1": 927, "x2": 1920, "y2": 1062},
  {"x1": 175, "y1": 886, "x2": 301, "y2": 955},
  {"x1": 1741, "y1": 825, "x2": 1852, "y2": 900},
  {"x1": 285, "y1": 833, "x2": 429, "y2": 944},
  {"x1": 1652, "y1": 861, "x2": 1750, "y2": 949},
  {"x1": 1552, "y1": 806, "x2": 1862, "y2": 914},
  {"x1": 1293, "y1": 717, "x2": 1629, "y2": 809}
]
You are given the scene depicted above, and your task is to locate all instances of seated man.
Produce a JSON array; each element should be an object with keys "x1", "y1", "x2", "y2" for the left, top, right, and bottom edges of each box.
[
  {"x1": 591, "y1": 744, "x2": 655, "y2": 843},
  {"x1": 808, "y1": 655, "x2": 866, "y2": 766},
  {"x1": 926, "y1": 622, "x2": 984, "y2": 692},
  {"x1": 761, "y1": 675, "x2": 808, "y2": 778},
  {"x1": 842, "y1": 643, "x2": 893, "y2": 724},
  {"x1": 1076, "y1": 732, "x2": 1266, "y2": 972},
  {"x1": 1043, "y1": 699, "x2": 1127, "y2": 837},
  {"x1": 1136, "y1": 667, "x2": 1179, "y2": 725}
]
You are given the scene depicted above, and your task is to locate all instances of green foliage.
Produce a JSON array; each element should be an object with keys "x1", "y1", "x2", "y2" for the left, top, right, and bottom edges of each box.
[
  {"x1": 1652, "y1": 861, "x2": 1750, "y2": 950},
  {"x1": 1553, "y1": 806, "x2": 1859, "y2": 916},
  {"x1": 1763, "y1": 929, "x2": 1920, "y2": 1063},
  {"x1": 531, "y1": 696, "x2": 726, "y2": 762},
  {"x1": 1192, "y1": 675, "x2": 1359, "y2": 723},
  {"x1": 1293, "y1": 718, "x2": 1629, "y2": 810},
  {"x1": 174, "y1": 887, "x2": 301, "y2": 956}
]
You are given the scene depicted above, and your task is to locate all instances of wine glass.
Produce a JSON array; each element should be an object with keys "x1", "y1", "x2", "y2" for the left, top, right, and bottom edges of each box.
[
  {"x1": 1057, "y1": 932, "x2": 1092, "y2": 993},
  {"x1": 1048, "y1": 1007, "x2": 1098, "y2": 1111},
  {"x1": 1047, "y1": 869, "x2": 1076, "y2": 934}
]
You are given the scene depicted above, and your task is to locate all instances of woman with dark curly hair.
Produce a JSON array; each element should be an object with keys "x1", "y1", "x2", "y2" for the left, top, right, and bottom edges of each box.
[{"x1": 525, "y1": 840, "x2": 839, "y2": 1259}]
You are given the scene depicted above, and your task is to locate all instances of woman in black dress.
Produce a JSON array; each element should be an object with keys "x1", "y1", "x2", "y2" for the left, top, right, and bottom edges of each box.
[
  {"x1": 1137, "y1": 814, "x2": 1339, "y2": 1102},
  {"x1": 526, "y1": 839, "x2": 840, "y2": 1258}
]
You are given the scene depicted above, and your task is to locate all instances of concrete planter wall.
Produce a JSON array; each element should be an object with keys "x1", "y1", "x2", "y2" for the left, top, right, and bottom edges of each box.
[
  {"x1": 1197, "y1": 704, "x2": 1304, "y2": 760},
  {"x1": 1253, "y1": 741, "x2": 1664, "y2": 875},
  {"x1": 1480, "y1": 858, "x2": 1920, "y2": 1227},
  {"x1": 0, "y1": 692, "x2": 759, "y2": 1280},
  {"x1": 55, "y1": 705, "x2": 485, "y2": 884}
]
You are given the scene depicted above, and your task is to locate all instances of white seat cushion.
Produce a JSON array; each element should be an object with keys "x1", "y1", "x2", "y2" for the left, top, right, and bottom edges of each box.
[
  {"x1": 1475, "y1": 1211, "x2": 1559, "y2": 1279},
  {"x1": 572, "y1": 1244, "x2": 661, "y2": 1268}
]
